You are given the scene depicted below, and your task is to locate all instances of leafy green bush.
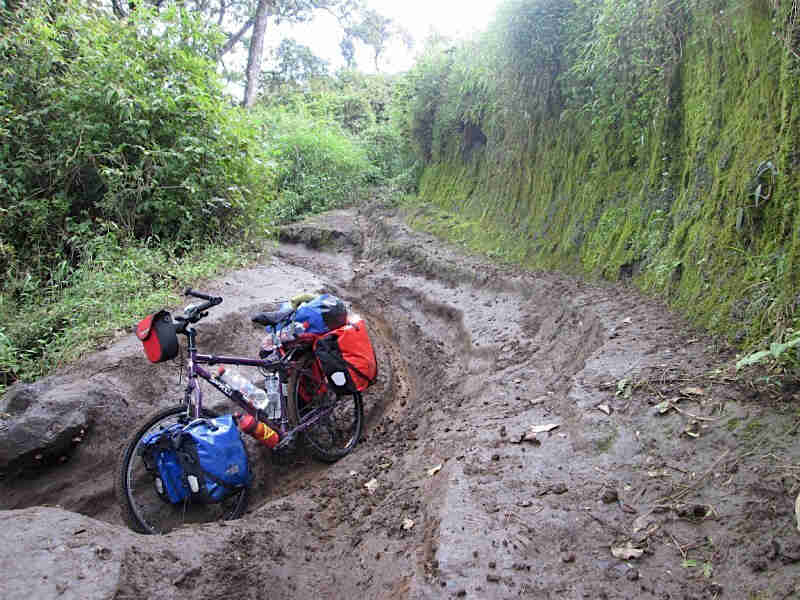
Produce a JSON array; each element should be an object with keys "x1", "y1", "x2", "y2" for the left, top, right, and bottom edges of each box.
[
  {"x1": 0, "y1": 2, "x2": 273, "y2": 281},
  {"x1": 257, "y1": 108, "x2": 373, "y2": 222},
  {"x1": 360, "y1": 121, "x2": 406, "y2": 182},
  {"x1": 736, "y1": 335, "x2": 800, "y2": 371}
]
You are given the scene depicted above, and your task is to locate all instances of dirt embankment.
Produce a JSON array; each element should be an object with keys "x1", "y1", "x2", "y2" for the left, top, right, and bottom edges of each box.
[{"x1": 2, "y1": 202, "x2": 800, "y2": 600}]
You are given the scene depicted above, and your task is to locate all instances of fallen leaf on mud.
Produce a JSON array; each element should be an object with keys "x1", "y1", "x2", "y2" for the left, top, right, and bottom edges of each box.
[
  {"x1": 611, "y1": 542, "x2": 644, "y2": 559},
  {"x1": 795, "y1": 492, "x2": 800, "y2": 532},
  {"x1": 427, "y1": 464, "x2": 443, "y2": 477},
  {"x1": 402, "y1": 518, "x2": 415, "y2": 530},
  {"x1": 529, "y1": 423, "x2": 560, "y2": 434},
  {"x1": 654, "y1": 400, "x2": 673, "y2": 415},
  {"x1": 530, "y1": 397, "x2": 547, "y2": 406},
  {"x1": 680, "y1": 387, "x2": 705, "y2": 397},
  {"x1": 378, "y1": 461, "x2": 392, "y2": 469},
  {"x1": 364, "y1": 478, "x2": 379, "y2": 494},
  {"x1": 597, "y1": 404, "x2": 612, "y2": 415},
  {"x1": 522, "y1": 432, "x2": 542, "y2": 445},
  {"x1": 622, "y1": 317, "x2": 633, "y2": 325},
  {"x1": 683, "y1": 420, "x2": 701, "y2": 438}
]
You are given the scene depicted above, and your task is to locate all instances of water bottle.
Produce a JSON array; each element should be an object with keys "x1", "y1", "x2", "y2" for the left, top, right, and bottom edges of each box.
[
  {"x1": 264, "y1": 372, "x2": 281, "y2": 420},
  {"x1": 236, "y1": 412, "x2": 279, "y2": 449},
  {"x1": 217, "y1": 367, "x2": 268, "y2": 410}
]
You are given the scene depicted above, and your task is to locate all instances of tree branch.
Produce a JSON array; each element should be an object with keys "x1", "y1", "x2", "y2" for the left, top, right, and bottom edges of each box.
[{"x1": 219, "y1": 16, "x2": 254, "y2": 57}]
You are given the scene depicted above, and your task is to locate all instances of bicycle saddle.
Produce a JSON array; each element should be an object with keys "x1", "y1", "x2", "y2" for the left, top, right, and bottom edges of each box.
[{"x1": 251, "y1": 307, "x2": 294, "y2": 327}]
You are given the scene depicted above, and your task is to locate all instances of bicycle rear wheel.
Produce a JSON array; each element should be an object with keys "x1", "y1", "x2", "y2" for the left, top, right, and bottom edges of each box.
[
  {"x1": 115, "y1": 406, "x2": 249, "y2": 534},
  {"x1": 288, "y1": 357, "x2": 363, "y2": 463}
]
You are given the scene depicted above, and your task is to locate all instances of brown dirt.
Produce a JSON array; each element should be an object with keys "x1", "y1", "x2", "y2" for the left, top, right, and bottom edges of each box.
[{"x1": 3, "y1": 201, "x2": 800, "y2": 599}]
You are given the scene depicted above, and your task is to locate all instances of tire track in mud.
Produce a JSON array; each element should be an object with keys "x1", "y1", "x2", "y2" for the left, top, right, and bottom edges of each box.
[
  {"x1": 278, "y1": 205, "x2": 800, "y2": 600},
  {"x1": 6, "y1": 205, "x2": 800, "y2": 600},
  {"x1": 277, "y1": 207, "x2": 621, "y2": 598}
]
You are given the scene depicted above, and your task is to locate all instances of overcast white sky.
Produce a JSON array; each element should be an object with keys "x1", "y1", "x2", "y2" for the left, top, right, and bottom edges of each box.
[{"x1": 276, "y1": 0, "x2": 503, "y2": 73}]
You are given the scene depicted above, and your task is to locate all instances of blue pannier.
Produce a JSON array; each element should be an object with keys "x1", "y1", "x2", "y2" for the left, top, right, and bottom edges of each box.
[{"x1": 140, "y1": 414, "x2": 250, "y2": 504}]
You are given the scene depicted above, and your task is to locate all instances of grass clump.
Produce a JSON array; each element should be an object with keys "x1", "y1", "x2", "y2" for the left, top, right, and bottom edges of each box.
[{"x1": 0, "y1": 230, "x2": 256, "y2": 389}]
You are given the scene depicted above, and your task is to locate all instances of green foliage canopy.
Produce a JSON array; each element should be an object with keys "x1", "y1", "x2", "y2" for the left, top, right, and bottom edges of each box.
[{"x1": 1, "y1": 2, "x2": 273, "y2": 275}]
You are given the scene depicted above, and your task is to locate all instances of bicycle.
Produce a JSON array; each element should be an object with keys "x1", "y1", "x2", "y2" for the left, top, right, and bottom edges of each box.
[{"x1": 116, "y1": 289, "x2": 364, "y2": 534}]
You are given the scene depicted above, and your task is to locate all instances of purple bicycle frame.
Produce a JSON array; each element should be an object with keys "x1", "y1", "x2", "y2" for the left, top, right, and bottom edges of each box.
[{"x1": 181, "y1": 328, "x2": 332, "y2": 447}]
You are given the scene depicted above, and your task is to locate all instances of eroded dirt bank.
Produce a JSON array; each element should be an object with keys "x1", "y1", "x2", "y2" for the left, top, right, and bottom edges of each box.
[{"x1": 2, "y1": 202, "x2": 800, "y2": 599}]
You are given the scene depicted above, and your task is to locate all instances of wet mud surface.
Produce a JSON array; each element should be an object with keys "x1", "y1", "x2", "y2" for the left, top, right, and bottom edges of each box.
[{"x1": 3, "y1": 202, "x2": 800, "y2": 599}]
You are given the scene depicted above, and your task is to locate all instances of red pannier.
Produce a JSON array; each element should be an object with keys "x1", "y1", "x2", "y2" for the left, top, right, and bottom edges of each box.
[
  {"x1": 136, "y1": 310, "x2": 179, "y2": 363},
  {"x1": 313, "y1": 318, "x2": 377, "y2": 394}
]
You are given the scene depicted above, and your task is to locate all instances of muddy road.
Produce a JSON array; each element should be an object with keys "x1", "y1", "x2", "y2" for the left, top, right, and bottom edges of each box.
[{"x1": 2, "y1": 202, "x2": 800, "y2": 599}]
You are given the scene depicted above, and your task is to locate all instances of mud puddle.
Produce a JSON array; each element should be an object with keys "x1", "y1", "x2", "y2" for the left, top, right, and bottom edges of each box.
[{"x1": 2, "y1": 203, "x2": 800, "y2": 599}]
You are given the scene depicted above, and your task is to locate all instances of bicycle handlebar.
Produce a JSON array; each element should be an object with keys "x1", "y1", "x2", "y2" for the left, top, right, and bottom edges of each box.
[
  {"x1": 174, "y1": 290, "x2": 223, "y2": 332},
  {"x1": 185, "y1": 288, "x2": 223, "y2": 305}
]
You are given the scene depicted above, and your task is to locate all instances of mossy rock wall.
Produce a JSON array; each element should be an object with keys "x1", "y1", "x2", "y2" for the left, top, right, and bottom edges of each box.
[{"x1": 415, "y1": 1, "x2": 800, "y2": 344}]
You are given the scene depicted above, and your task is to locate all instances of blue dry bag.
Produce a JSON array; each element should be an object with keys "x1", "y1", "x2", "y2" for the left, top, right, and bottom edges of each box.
[{"x1": 292, "y1": 294, "x2": 347, "y2": 335}]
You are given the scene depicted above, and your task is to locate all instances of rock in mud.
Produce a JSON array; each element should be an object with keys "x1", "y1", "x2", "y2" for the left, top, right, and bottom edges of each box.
[
  {"x1": 0, "y1": 507, "x2": 136, "y2": 600},
  {"x1": 0, "y1": 378, "x2": 117, "y2": 472},
  {"x1": 601, "y1": 489, "x2": 619, "y2": 504}
]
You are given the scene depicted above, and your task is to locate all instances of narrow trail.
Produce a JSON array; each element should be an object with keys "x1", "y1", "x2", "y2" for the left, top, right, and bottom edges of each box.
[{"x1": 2, "y1": 202, "x2": 800, "y2": 600}]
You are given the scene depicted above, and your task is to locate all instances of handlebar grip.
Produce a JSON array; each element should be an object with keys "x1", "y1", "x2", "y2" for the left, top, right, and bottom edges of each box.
[
  {"x1": 185, "y1": 288, "x2": 211, "y2": 300},
  {"x1": 185, "y1": 289, "x2": 223, "y2": 305}
]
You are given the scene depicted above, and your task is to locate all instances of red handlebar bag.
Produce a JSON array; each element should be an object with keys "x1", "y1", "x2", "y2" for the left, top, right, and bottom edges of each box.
[{"x1": 136, "y1": 310, "x2": 179, "y2": 363}]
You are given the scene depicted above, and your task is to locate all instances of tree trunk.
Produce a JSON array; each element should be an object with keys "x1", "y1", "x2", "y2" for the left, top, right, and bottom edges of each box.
[{"x1": 242, "y1": 0, "x2": 271, "y2": 108}]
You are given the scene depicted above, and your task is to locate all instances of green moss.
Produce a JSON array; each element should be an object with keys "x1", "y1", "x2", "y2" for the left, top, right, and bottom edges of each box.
[{"x1": 407, "y1": 0, "x2": 800, "y2": 353}]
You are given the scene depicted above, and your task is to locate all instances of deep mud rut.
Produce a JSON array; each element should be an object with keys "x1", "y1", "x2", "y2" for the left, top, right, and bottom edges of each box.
[{"x1": 2, "y1": 202, "x2": 800, "y2": 599}]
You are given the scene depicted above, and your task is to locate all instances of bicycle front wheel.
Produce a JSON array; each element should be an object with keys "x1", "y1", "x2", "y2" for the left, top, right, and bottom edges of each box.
[
  {"x1": 115, "y1": 406, "x2": 249, "y2": 534},
  {"x1": 288, "y1": 357, "x2": 364, "y2": 463}
]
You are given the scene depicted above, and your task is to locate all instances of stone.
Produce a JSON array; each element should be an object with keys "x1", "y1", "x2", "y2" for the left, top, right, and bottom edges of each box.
[{"x1": 0, "y1": 377, "x2": 116, "y2": 471}]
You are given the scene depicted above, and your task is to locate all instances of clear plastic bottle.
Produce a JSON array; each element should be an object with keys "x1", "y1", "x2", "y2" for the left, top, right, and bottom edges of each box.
[
  {"x1": 217, "y1": 367, "x2": 268, "y2": 410},
  {"x1": 264, "y1": 372, "x2": 281, "y2": 420}
]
